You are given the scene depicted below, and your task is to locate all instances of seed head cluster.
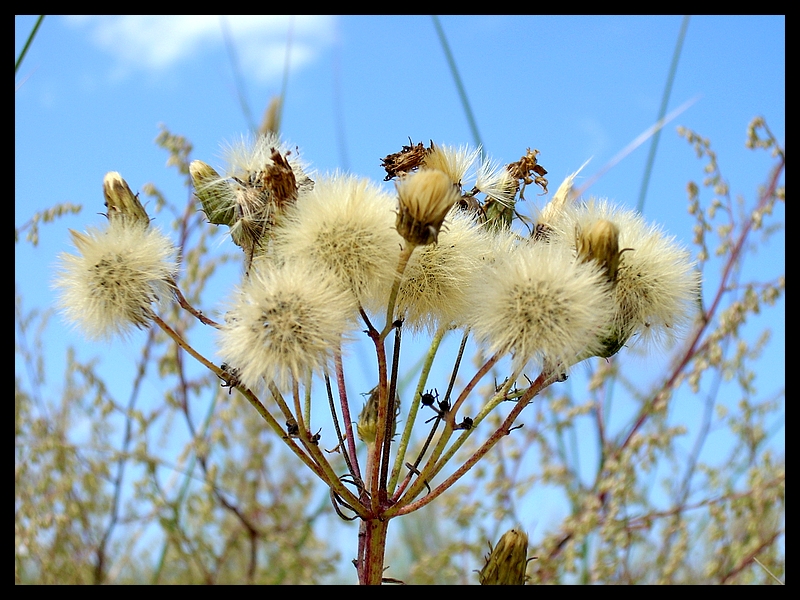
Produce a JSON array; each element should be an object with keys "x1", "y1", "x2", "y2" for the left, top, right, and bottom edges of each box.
[{"x1": 56, "y1": 136, "x2": 700, "y2": 390}]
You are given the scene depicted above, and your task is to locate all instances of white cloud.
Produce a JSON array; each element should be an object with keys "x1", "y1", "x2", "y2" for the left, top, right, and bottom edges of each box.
[{"x1": 64, "y1": 15, "x2": 336, "y2": 84}]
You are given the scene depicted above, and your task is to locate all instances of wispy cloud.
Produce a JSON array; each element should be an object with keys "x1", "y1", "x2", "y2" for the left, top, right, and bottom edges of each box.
[{"x1": 64, "y1": 15, "x2": 336, "y2": 84}]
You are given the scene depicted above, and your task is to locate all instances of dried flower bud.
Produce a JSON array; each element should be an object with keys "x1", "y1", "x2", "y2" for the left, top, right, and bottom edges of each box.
[
  {"x1": 576, "y1": 218, "x2": 622, "y2": 282},
  {"x1": 506, "y1": 148, "x2": 548, "y2": 199},
  {"x1": 381, "y1": 139, "x2": 430, "y2": 181},
  {"x1": 478, "y1": 528, "x2": 531, "y2": 585},
  {"x1": 190, "y1": 160, "x2": 236, "y2": 226},
  {"x1": 395, "y1": 169, "x2": 460, "y2": 246},
  {"x1": 103, "y1": 172, "x2": 149, "y2": 227}
]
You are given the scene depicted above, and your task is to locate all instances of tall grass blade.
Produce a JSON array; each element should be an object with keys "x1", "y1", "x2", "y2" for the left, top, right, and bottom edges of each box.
[
  {"x1": 636, "y1": 15, "x2": 690, "y2": 213},
  {"x1": 431, "y1": 16, "x2": 484, "y2": 156}
]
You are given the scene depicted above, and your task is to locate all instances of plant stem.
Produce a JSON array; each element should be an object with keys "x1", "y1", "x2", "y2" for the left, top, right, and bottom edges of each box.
[
  {"x1": 358, "y1": 517, "x2": 391, "y2": 585},
  {"x1": 388, "y1": 326, "x2": 447, "y2": 493},
  {"x1": 390, "y1": 372, "x2": 549, "y2": 517}
]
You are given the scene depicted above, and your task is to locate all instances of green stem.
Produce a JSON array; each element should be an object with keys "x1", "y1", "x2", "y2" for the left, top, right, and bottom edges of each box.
[
  {"x1": 388, "y1": 326, "x2": 447, "y2": 493},
  {"x1": 382, "y1": 243, "x2": 416, "y2": 339},
  {"x1": 390, "y1": 372, "x2": 549, "y2": 517},
  {"x1": 430, "y1": 370, "x2": 520, "y2": 479},
  {"x1": 637, "y1": 15, "x2": 690, "y2": 213},
  {"x1": 394, "y1": 352, "x2": 500, "y2": 508}
]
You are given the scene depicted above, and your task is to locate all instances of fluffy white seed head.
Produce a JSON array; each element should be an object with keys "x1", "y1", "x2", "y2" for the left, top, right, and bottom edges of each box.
[
  {"x1": 273, "y1": 172, "x2": 403, "y2": 312},
  {"x1": 558, "y1": 199, "x2": 700, "y2": 352},
  {"x1": 54, "y1": 220, "x2": 178, "y2": 341},
  {"x1": 468, "y1": 240, "x2": 614, "y2": 373},
  {"x1": 395, "y1": 207, "x2": 496, "y2": 332},
  {"x1": 422, "y1": 143, "x2": 481, "y2": 186},
  {"x1": 223, "y1": 132, "x2": 314, "y2": 194},
  {"x1": 474, "y1": 156, "x2": 517, "y2": 206},
  {"x1": 536, "y1": 160, "x2": 591, "y2": 232},
  {"x1": 217, "y1": 258, "x2": 357, "y2": 390}
]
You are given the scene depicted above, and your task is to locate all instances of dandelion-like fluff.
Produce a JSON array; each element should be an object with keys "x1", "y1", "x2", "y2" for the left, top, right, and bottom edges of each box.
[
  {"x1": 54, "y1": 219, "x2": 178, "y2": 341},
  {"x1": 468, "y1": 240, "x2": 614, "y2": 373},
  {"x1": 218, "y1": 258, "x2": 358, "y2": 390}
]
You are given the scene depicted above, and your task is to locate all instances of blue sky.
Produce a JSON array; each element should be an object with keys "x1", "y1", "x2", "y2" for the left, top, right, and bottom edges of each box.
[{"x1": 15, "y1": 15, "x2": 784, "y2": 578}]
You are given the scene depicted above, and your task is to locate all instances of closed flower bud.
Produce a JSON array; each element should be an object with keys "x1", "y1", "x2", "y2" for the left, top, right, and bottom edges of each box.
[
  {"x1": 356, "y1": 386, "x2": 399, "y2": 445},
  {"x1": 103, "y1": 172, "x2": 149, "y2": 227},
  {"x1": 576, "y1": 218, "x2": 623, "y2": 282},
  {"x1": 190, "y1": 160, "x2": 236, "y2": 226},
  {"x1": 395, "y1": 169, "x2": 461, "y2": 246},
  {"x1": 478, "y1": 528, "x2": 531, "y2": 585}
]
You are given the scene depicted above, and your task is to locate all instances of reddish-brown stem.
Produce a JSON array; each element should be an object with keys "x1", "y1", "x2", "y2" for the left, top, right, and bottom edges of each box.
[
  {"x1": 170, "y1": 280, "x2": 221, "y2": 328},
  {"x1": 335, "y1": 352, "x2": 363, "y2": 487},
  {"x1": 365, "y1": 326, "x2": 389, "y2": 512}
]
